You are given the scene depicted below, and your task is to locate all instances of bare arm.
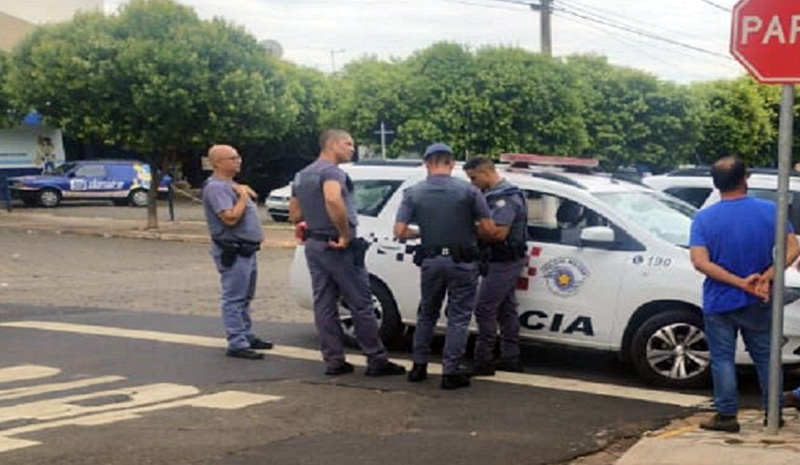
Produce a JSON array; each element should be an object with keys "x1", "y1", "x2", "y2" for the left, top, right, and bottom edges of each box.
[
  {"x1": 758, "y1": 233, "x2": 800, "y2": 283},
  {"x1": 218, "y1": 184, "x2": 256, "y2": 227},
  {"x1": 690, "y1": 245, "x2": 763, "y2": 298},
  {"x1": 323, "y1": 180, "x2": 350, "y2": 248},
  {"x1": 478, "y1": 223, "x2": 509, "y2": 242},
  {"x1": 394, "y1": 221, "x2": 411, "y2": 240},
  {"x1": 289, "y1": 196, "x2": 303, "y2": 224}
]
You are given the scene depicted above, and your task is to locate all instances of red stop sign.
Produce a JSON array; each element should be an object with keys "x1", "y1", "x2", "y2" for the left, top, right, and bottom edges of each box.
[{"x1": 730, "y1": 0, "x2": 800, "y2": 84}]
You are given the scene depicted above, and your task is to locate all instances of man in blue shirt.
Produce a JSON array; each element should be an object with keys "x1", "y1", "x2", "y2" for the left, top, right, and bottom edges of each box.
[{"x1": 690, "y1": 156, "x2": 799, "y2": 432}]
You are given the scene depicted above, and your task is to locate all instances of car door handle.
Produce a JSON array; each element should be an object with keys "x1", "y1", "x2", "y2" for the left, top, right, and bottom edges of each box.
[{"x1": 377, "y1": 243, "x2": 402, "y2": 251}]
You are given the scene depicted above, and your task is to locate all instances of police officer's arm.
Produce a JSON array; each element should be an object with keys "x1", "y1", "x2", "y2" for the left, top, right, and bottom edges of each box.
[
  {"x1": 478, "y1": 223, "x2": 509, "y2": 242},
  {"x1": 470, "y1": 187, "x2": 500, "y2": 241},
  {"x1": 394, "y1": 189, "x2": 418, "y2": 239},
  {"x1": 288, "y1": 196, "x2": 303, "y2": 224},
  {"x1": 323, "y1": 179, "x2": 350, "y2": 248},
  {"x1": 218, "y1": 183, "x2": 256, "y2": 227}
]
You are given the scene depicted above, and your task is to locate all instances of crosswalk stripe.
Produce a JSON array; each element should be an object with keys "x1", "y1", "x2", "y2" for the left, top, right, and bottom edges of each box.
[
  {"x1": 0, "y1": 365, "x2": 59, "y2": 384},
  {"x1": 0, "y1": 320, "x2": 710, "y2": 408},
  {"x1": 0, "y1": 376, "x2": 125, "y2": 401}
]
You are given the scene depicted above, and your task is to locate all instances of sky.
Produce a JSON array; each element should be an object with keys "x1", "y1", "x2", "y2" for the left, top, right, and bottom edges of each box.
[{"x1": 104, "y1": 0, "x2": 747, "y2": 84}]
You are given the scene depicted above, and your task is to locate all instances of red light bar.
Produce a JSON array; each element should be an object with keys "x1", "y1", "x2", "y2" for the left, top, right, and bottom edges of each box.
[{"x1": 500, "y1": 153, "x2": 599, "y2": 168}]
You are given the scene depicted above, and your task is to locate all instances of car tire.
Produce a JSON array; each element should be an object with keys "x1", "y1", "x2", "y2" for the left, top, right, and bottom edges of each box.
[
  {"x1": 37, "y1": 188, "x2": 61, "y2": 208},
  {"x1": 630, "y1": 308, "x2": 710, "y2": 389},
  {"x1": 128, "y1": 189, "x2": 148, "y2": 207},
  {"x1": 339, "y1": 276, "x2": 408, "y2": 350}
]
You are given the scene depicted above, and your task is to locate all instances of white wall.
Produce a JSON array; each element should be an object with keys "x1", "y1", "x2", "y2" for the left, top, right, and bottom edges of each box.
[
  {"x1": 0, "y1": 0, "x2": 103, "y2": 24},
  {"x1": 0, "y1": 127, "x2": 65, "y2": 170}
]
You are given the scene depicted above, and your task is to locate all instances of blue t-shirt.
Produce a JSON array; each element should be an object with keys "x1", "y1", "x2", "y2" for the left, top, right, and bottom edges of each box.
[{"x1": 690, "y1": 196, "x2": 792, "y2": 314}]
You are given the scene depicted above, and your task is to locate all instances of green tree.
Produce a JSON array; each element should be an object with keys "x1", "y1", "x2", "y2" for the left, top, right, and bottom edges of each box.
[
  {"x1": 691, "y1": 77, "x2": 777, "y2": 167},
  {"x1": 565, "y1": 55, "x2": 701, "y2": 171},
  {"x1": 6, "y1": 0, "x2": 297, "y2": 227},
  {"x1": 0, "y1": 51, "x2": 12, "y2": 127}
]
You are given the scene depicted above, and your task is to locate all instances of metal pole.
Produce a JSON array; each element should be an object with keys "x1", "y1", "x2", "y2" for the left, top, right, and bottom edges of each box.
[
  {"x1": 540, "y1": 0, "x2": 552, "y2": 57},
  {"x1": 167, "y1": 182, "x2": 175, "y2": 222},
  {"x1": 767, "y1": 84, "x2": 794, "y2": 435}
]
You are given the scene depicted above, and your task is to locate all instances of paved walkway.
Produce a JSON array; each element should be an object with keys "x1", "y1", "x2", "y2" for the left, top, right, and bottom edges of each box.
[
  {"x1": 616, "y1": 409, "x2": 800, "y2": 465},
  {"x1": 0, "y1": 210, "x2": 296, "y2": 247}
]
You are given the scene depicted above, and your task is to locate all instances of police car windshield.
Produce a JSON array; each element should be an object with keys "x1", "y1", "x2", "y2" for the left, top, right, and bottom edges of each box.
[
  {"x1": 595, "y1": 191, "x2": 695, "y2": 247},
  {"x1": 49, "y1": 163, "x2": 77, "y2": 175}
]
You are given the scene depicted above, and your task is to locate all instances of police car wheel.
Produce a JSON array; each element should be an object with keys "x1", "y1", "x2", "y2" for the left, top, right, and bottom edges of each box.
[
  {"x1": 129, "y1": 189, "x2": 148, "y2": 207},
  {"x1": 37, "y1": 188, "x2": 61, "y2": 208},
  {"x1": 630, "y1": 309, "x2": 710, "y2": 389},
  {"x1": 339, "y1": 276, "x2": 406, "y2": 350}
]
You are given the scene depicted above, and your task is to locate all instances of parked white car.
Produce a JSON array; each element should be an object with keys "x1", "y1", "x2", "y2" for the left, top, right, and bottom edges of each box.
[
  {"x1": 264, "y1": 185, "x2": 291, "y2": 222},
  {"x1": 289, "y1": 158, "x2": 800, "y2": 388}
]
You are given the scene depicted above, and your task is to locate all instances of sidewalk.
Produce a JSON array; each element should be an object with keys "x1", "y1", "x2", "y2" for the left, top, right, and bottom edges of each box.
[
  {"x1": 0, "y1": 210, "x2": 297, "y2": 247},
  {"x1": 613, "y1": 410, "x2": 800, "y2": 464}
]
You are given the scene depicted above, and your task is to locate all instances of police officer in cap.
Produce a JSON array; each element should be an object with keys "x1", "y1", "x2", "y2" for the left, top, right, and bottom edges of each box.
[
  {"x1": 290, "y1": 129, "x2": 406, "y2": 377},
  {"x1": 464, "y1": 157, "x2": 528, "y2": 375},
  {"x1": 394, "y1": 143, "x2": 494, "y2": 390}
]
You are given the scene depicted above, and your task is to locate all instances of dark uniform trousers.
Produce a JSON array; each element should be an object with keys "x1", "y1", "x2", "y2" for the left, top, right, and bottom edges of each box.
[
  {"x1": 414, "y1": 255, "x2": 479, "y2": 375},
  {"x1": 304, "y1": 238, "x2": 388, "y2": 370},
  {"x1": 473, "y1": 258, "x2": 526, "y2": 363}
]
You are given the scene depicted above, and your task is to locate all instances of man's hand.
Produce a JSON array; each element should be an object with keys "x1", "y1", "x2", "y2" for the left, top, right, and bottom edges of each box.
[
  {"x1": 328, "y1": 235, "x2": 350, "y2": 250},
  {"x1": 233, "y1": 183, "x2": 257, "y2": 200},
  {"x1": 741, "y1": 273, "x2": 769, "y2": 302}
]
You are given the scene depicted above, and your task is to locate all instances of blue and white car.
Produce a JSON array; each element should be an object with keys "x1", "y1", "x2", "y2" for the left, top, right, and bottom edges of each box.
[{"x1": 8, "y1": 160, "x2": 168, "y2": 208}]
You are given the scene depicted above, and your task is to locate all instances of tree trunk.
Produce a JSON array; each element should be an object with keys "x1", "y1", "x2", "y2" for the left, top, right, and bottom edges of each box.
[{"x1": 146, "y1": 170, "x2": 160, "y2": 230}]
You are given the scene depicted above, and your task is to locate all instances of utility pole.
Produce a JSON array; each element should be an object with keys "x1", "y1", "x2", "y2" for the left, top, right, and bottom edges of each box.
[
  {"x1": 530, "y1": 0, "x2": 552, "y2": 57},
  {"x1": 330, "y1": 48, "x2": 345, "y2": 73},
  {"x1": 373, "y1": 121, "x2": 394, "y2": 159}
]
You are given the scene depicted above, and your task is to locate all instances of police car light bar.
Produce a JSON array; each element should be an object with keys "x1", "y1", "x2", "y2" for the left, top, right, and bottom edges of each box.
[{"x1": 499, "y1": 153, "x2": 599, "y2": 168}]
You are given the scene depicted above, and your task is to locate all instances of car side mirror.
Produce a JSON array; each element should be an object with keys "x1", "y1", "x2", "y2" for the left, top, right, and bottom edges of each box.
[{"x1": 580, "y1": 226, "x2": 615, "y2": 246}]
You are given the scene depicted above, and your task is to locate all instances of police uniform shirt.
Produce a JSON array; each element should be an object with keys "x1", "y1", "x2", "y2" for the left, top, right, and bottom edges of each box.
[
  {"x1": 292, "y1": 160, "x2": 358, "y2": 237},
  {"x1": 486, "y1": 179, "x2": 527, "y2": 244},
  {"x1": 202, "y1": 177, "x2": 264, "y2": 243},
  {"x1": 396, "y1": 174, "x2": 491, "y2": 247}
]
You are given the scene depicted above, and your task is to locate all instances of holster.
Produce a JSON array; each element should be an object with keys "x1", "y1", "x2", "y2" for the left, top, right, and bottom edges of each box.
[
  {"x1": 412, "y1": 245, "x2": 480, "y2": 267},
  {"x1": 350, "y1": 237, "x2": 370, "y2": 268},
  {"x1": 214, "y1": 239, "x2": 261, "y2": 267}
]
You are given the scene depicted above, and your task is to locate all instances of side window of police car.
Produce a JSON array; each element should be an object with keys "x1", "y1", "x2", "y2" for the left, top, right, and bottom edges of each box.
[
  {"x1": 749, "y1": 188, "x2": 800, "y2": 232},
  {"x1": 353, "y1": 180, "x2": 403, "y2": 217},
  {"x1": 524, "y1": 191, "x2": 639, "y2": 250},
  {"x1": 73, "y1": 164, "x2": 106, "y2": 178}
]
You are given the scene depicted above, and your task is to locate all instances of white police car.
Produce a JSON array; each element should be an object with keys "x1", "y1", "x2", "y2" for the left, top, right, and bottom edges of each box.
[
  {"x1": 8, "y1": 160, "x2": 168, "y2": 207},
  {"x1": 289, "y1": 155, "x2": 800, "y2": 388}
]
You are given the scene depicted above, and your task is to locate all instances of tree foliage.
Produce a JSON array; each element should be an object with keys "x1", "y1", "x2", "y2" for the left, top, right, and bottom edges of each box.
[
  {"x1": 5, "y1": 0, "x2": 297, "y2": 227},
  {"x1": 0, "y1": 50, "x2": 12, "y2": 128}
]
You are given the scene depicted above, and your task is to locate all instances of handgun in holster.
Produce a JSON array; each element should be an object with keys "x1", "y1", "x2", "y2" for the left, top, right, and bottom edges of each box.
[{"x1": 351, "y1": 237, "x2": 370, "y2": 268}]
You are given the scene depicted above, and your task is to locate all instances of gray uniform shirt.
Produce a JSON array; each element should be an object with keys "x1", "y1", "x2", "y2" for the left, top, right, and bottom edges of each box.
[
  {"x1": 486, "y1": 179, "x2": 527, "y2": 245},
  {"x1": 292, "y1": 160, "x2": 358, "y2": 237},
  {"x1": 396, "y1": 174, "x2": 491, "y2": 247},
  {"x1": 202, "y1": 177, "x2": 264, "y2": 244}
]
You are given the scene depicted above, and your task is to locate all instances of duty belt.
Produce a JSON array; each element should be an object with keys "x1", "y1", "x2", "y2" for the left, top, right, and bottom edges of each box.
[
  {"x1": 303, "y1": 230, "x2": 339, "y2": 242},
  {"x1": 415, "y1": 245, "x2": 480, "y2": 263}
]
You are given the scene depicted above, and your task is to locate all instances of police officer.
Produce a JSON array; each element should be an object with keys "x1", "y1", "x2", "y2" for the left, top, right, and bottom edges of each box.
[
  {"x1": 463, "y1": 157, "x2": 528, "y2": 375},
  {"x1": 394, "y1": 143, "x2": 494, "y2": 390},
  {"x1": 202, "y1": 144, "x2": 273, "y2": 360},
  {"x1": 289, "y1": 129, "x2": 406, "y2": 377}
]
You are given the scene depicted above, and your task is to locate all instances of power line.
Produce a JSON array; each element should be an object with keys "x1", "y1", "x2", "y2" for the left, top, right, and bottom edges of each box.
[
  {"x1": 552, "y1": 5, "x2": 733, "y2": 60},
  {"x1": 698, "y1": 0, "x2": 728, "y2": 12}
]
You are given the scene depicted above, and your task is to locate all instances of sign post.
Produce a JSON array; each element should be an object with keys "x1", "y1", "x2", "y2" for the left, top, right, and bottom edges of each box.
[{"x1": 731, "y1": 0, "x2": 799, "y2": 435}]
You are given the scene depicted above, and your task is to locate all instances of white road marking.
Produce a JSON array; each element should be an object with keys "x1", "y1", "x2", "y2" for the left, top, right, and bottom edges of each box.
[
  {"x1": 0, "y1": 365, "x2": 59, "y2": 384},
  {"x1": 0, "y1": 320, "x2": 710, "y2": 408},
  {"x1": 0, "y1": 376, "x2": 125, "y2": 401},
  {"x1": 0, "y1": 385, "x2": 281, "y2": 453}
]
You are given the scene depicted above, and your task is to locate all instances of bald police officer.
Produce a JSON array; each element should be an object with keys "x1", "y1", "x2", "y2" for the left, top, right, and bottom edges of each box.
[
  {"x1": 290, "y1": 129, "x2": 406, "y2": 377},
  {"x1": 394, "y1": 143, "x2": 494, "y2": 390},
  {"x1": 202, "y1": 144, "x2": 273, "y2": 360},
  {"x1": 464, "y1": 157, "x2": 528, "y2": 375}
]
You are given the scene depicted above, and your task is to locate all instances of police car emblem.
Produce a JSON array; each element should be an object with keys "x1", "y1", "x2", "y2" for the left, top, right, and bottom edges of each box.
[{"x1": 541, "y1": 257, "x2": 589, "y2": 297}]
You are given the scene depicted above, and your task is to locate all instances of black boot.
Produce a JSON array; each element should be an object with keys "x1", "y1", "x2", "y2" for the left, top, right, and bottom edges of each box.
[
  {"x1": 407, "y1": 363, "x2": 428, "y2": 382},
  {"x1": 495, "y1": 357, "x2": 524, "y2": 373},
  {"x1": 441, "y1": 373, "x2": 471, "y2": 390},
  {"x1": 700, "y1": 413, "x2": 740, "y2": 433},
  {"x1": 471, "y1": 361, "x2": 496, "y2": 377}
]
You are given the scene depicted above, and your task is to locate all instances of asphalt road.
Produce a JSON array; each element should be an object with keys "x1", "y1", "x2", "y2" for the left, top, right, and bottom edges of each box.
[{"x1": 0, "y1": 227, "x2": 790, "y2": 464}]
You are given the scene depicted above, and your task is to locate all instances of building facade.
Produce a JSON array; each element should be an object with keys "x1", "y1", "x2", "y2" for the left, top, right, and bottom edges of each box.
[{"x1": 0, "y1": 0, "x2": 104, "y2": 52}]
